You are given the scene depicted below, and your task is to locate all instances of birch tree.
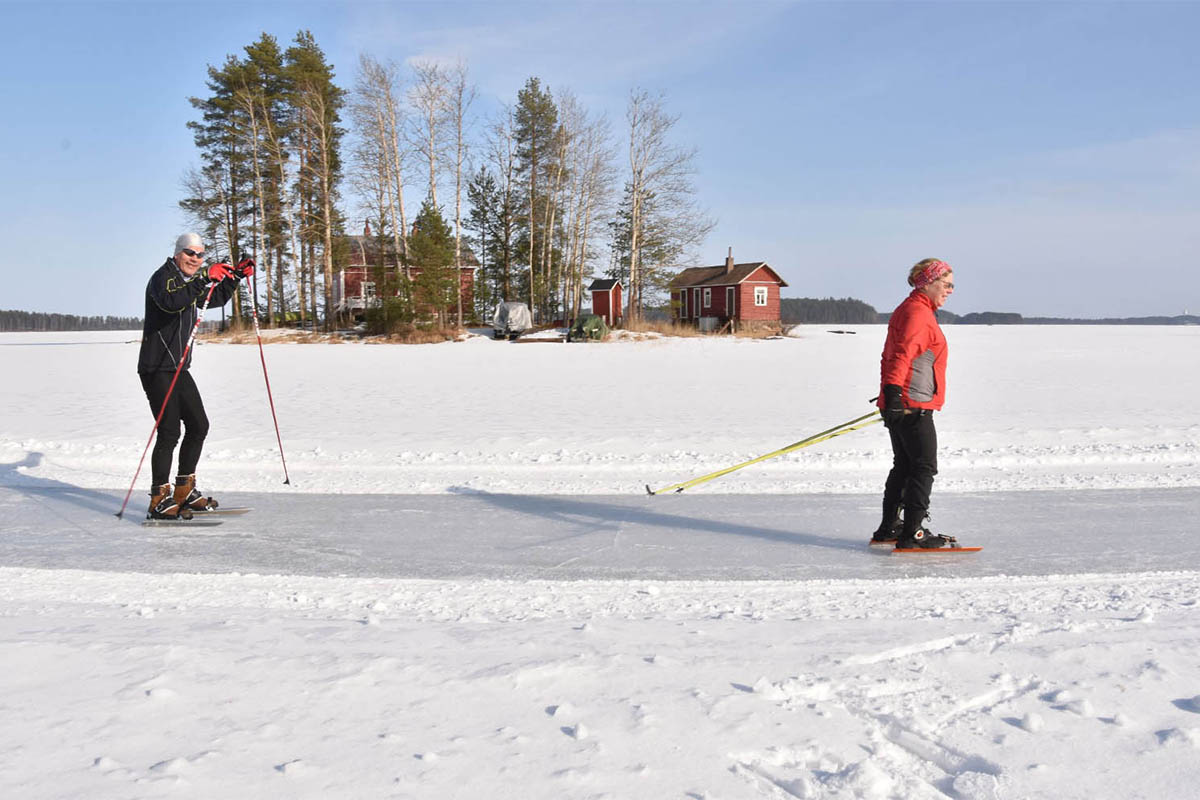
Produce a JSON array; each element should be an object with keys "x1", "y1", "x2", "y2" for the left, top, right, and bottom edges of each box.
[
  {"x1": 559, "y1": 105, "x2": 616, "y2": 320},
  {"x1": 446, "y1": 59, "x2": 476, "y2": 327},
  {"x1": 408, "y1": 60, "x2": 450, "y2": 207},
  {"x1": 624, "y1": 89, "x2": 714, "y2": 320},
  {"x1": 352, "y1": 54, "x2": 410, "y2": 275}
]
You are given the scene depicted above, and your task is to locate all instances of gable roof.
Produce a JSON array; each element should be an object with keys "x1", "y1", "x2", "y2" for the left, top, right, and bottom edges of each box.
[
  {"x1": 344, "y1": 234, "x2": 481, "y2": 268},
  {"x1": 588, "y1": 278, "x2": 621, "y2": 292},
  {"x1": 669, "y1": 262, "x2": 788, "y2": 289}
]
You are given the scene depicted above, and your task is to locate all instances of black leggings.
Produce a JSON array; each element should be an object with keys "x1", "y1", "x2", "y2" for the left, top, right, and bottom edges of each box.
[
  {"x1": 882, "y1": 411, "x2": 938, "y2": 535},
  {"x1": 139, "y1": 370, "x2": 209, "y2": 486}
]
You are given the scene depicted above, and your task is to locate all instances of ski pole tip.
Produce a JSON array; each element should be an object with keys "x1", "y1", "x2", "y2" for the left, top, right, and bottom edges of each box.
[{"x1": 645, "y1": 484, "x2": 655, "y2": 496}]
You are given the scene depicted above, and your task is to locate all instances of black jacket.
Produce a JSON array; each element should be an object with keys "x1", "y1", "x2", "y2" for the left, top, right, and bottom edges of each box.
[{"x1": 137, "y1": 258, "x2": 238, "y2": 373}]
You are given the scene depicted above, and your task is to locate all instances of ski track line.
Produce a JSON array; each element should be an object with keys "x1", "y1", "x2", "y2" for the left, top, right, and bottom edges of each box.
[
  {"x1": 549, "y1": 522, "x2": 623, "y2": 570},
  {"x1": 742, "y1": 616, "x2": 1057, "y2": 797},
  {"x1": 730, "y1": 760, "x2": 814, "y2": 799},
  {"x1": 933, "y1": 676, "x2": 1043, "y2": 728},
  {"x1": 842, "y1": 633, "x2": 978, "y2": 666}
]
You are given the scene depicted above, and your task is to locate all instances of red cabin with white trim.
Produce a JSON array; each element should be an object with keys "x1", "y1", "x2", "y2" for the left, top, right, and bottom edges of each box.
[
  {"x1": 669, "y1": 250, "x2": 788, "y2": 331},
  {"x1": 333, "y1": 223, "x2": 477, "y2": 319}
]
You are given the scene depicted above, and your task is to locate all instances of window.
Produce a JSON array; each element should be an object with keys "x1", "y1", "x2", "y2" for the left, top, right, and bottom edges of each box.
[
  {"x1": 363, "y1": 281, "x2": 377, "y2": 300},
  {"x1": 726, "y1": 287, "x2": 735, "y2": 314},
  {"x1": 693, "y1": 288, "x2": 701, "y2": 318},
  {"x1": 754, "y1": 286, "x2": 768, "y2": 306},
  {"x1": 703, "y1": 288, "x2": 711, "y2": 308}
]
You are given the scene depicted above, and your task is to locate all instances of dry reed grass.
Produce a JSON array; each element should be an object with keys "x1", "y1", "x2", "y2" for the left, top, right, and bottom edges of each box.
[{"x1": 618, "y1": 319, "x2": 781, "y2": 340}]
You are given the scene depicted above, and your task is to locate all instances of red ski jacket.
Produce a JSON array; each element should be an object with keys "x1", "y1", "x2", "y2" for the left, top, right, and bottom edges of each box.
[{"x1": 878, "y1": 290, "x2": 948, "y2": 411}]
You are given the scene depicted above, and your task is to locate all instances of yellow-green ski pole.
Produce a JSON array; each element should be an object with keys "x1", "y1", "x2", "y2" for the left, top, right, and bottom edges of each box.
[{"x1": 645, "y1": 409, "x2": 882, "y2": 495}]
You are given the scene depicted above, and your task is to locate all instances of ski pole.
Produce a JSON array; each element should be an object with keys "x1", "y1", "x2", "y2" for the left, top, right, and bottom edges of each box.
[
  {"x1": 116, "y1": 281, "x2": 219, "y2": 518},
  {"x1": 245, "y1": 264, "x2": 291, "y2": 484},
  {"x1": 645, "y1": 409, "x2": 882, "y2": 496}
]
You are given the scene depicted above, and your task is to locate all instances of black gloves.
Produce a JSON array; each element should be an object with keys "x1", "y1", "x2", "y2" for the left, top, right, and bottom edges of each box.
[{"x1": 881, "y1": 384, "x2": 906, "y2": 428}]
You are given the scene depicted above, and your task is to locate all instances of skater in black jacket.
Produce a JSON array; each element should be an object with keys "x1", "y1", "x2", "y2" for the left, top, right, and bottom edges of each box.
[{"x1": 138, "y1": 232, "x2": 253, "y2": 518}]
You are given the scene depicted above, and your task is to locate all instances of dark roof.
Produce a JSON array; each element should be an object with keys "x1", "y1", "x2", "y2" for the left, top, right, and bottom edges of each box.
[
  {"x1": 344, "y1": 234, "x2": 481, "y2": 268},
  {"x1": 669, "y1": 262, "x2": 788, "y2": 289},
  {"x1": 588, "y1": 278, "x2": 621, "y2": 291}
]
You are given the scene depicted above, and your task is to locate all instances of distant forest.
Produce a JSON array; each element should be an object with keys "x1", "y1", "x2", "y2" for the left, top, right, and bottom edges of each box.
[
  {"x1": 1, "y1": 310, "x2": 141, "y2": 332},
  {"x1": 781, "y1": 297, "x2": 880, "y2": 324},
  {"x1": 779, "y1": 298, "x2": 1199, "y2": 326},
  {"x1": 949, "y1": 311, "x2": 1200, "y2": 326}
]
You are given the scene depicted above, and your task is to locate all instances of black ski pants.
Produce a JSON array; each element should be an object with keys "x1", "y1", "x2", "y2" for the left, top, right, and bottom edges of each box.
[
  {"x1": 882, "y1": 410, "x2": 938, "y2": 536},
  {"x1": 139, "y1": 370, "x2": 209, "y2": 487}
]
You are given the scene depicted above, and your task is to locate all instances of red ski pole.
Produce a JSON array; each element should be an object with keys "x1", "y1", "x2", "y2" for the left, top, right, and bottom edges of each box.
[
  {"x1": 116, "y1": 281, "x2": 219, "y2": 518},
  {"x1": 245, "y1": 263, "x2": 291, "y2": 484}
]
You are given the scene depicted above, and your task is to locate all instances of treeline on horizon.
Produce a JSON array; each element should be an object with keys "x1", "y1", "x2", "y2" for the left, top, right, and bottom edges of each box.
[
  {"x1": 781, "y1": 299, "x2": 1199, "y2": 326},
  {"x1": 0, "y1": 310, "x2": 142, "y2": 332},
  {"x1": 8, "y1": 302, "x2": 1195, "y2": 331},
  {"x1": 948, "y1": 311, "x2": 1200, "y2": 325}
]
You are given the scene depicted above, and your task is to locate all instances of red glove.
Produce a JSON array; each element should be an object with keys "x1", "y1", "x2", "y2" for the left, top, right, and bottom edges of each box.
[
  {"x1": 236, "y1": 258, "x2": 255, "y2": 279},
  {"x1": 206, "y1": 263, "x2": 235, "y2": 282}
]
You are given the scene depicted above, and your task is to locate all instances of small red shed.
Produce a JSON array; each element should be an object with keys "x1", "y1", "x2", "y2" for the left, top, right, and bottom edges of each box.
[
  {"x1": 588, "y1": 279, "x2": 623, "y2": 327},
  {"x1": 669, "y1": 250, "x2": 788, "y2": 332}
]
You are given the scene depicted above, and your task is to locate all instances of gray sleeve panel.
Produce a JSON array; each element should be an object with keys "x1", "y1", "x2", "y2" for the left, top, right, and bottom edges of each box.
[{"x1": 908, "y1": 349, "x2": 937, "y2": 402}]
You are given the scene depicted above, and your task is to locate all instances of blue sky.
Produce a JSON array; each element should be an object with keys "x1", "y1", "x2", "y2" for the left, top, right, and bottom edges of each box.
[{"x1": 2, "y1": 0, "x2": 1198, "y2": 318}]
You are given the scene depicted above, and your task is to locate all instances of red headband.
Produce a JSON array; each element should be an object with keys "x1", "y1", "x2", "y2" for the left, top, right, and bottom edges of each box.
[{"x1": 913, "y1": 260, "x2": 951, "y2": 289}]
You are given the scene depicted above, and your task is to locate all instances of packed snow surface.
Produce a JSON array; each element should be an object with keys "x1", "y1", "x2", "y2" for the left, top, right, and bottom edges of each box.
[{"x1": 2, "y1": 326, "x2": 1199, "y2": 799}]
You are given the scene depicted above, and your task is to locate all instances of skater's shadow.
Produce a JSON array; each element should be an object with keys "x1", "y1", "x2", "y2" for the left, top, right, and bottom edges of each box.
[
  {"x1": 448, "y1": 487, "x2": 857, "y2": 553},
  {"x1": 0, "y1": 452, "x2": 127, "y2": 519}
]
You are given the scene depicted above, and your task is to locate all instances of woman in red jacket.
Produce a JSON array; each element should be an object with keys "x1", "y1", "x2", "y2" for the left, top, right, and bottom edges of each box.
[{"x1": 873, "y1": 258, "x2": 955, "y2": 549}]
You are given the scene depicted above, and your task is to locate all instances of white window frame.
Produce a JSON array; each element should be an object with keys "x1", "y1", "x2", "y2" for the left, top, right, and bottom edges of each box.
[
  {"x1": 693, "y1": 288, "x2": 701, "y2": 318},
  {"x1": 363, "y1": 281, "x2": 377, "y2": 300},
  {"x1": 754, "y1": 286, "x2": 768, "y2": 307},
  {"x1": 726, "y1": 286, "x2": 735, "y2": 315},
  {"x1": 703, "y1": 288, "x2": 711, "y2": 308}
]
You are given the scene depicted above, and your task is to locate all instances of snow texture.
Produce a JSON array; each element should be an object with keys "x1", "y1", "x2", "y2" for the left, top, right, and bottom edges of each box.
[{"x1": 2, "y1": 326, "x2": 1199, "y2": 799}]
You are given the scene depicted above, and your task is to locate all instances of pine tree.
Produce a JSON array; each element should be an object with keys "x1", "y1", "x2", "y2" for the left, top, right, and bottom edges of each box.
[
  {"x1": 241, "y1": 33, "x2": 291, "y2": 324},
  {"x1": 184, "y1": 54, "x2": 257, "y2": 325},
  {"x1": 408, "y1": 199, "x2": 457, "y2": 326},
  {"x1": 514, "y1": 77, "x2": 559, "y2": 321},
  {"x1": 285, "y1": 31, "x2": 346, "y2": 330}
]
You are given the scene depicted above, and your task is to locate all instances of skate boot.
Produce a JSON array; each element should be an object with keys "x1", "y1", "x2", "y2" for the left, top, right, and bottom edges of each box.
[
  {"x1": 148, "y1": 483, "x2": 191, "y2": 520},
  {"x1": 870, "y1": 508, "x2": 903, "y2": 543},
  {"x1": 895, "y1": 526, "x2": 952, "y2": 550},
  {"x1": 174, "y1": 474, "x2": 218, "y2": 512}
]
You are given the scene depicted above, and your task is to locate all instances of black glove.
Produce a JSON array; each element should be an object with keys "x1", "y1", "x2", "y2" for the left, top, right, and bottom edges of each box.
[{"x1": 881, "y1": 384, "x2": 906, "y2": 428}]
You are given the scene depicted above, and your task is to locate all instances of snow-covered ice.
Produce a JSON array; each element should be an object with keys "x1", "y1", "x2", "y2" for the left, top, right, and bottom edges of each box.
[{"x1": 2, "y1": 325, "x2": 1199, "y2": 798}]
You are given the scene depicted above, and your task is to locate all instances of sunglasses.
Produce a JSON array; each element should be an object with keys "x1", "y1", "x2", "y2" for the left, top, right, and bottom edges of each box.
[{"x1": 181, "y1": 248, "x2": 205, "y2": 259}]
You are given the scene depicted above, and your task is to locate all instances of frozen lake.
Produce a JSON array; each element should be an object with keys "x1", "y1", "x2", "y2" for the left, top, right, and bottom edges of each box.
[
  {"x1": 3, "y1": 328, "x2": 1199, "y2": 799},
  {"x1": 4, "y1": 481, "x2": 1197, "y2": 580}
]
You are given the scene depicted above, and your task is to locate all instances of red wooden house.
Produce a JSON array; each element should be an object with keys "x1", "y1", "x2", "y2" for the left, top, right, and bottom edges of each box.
[
  {"x1": 588, "y1": 278, "x2": 623, "y2": 326},
  {"x1": 669, "y1": 250, "x2": 788, "y2": 331},
  {"x1": 334, "y1": 223, "x2": 478, "y2": 319}
]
